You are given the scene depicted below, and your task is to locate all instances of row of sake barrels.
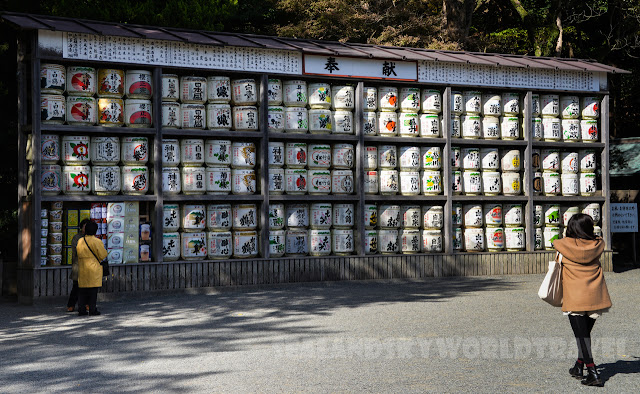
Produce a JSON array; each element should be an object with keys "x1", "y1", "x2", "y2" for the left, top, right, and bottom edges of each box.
[
  {"x1": 161, "y1": 102, "x2": 259, "y2": 131},
  {"x1": 531, "y1": 117, "x2": 599, "y2": 142},
  {"x1": 164, "y1": 231, "x2": 258, "y2": 260},
  {"x1": 40, "y1": 165, "x2": 148, "y2": 195},
  {"x1": 538, "y1": 172, "x2": 597, "y2": 196},
  {"x1": 268, "y1": 142, "x2": 353, "y2": 169},
  {"x1": 533, "y1": 204, "x2": 601, "y2": 227},
  {"x1": 454, "y1": 204, "x2": 524, "y2": 228},
  {"x1": 34, "y1": 135, "x2": 148, "y2": 165},
  {"x1": 268, "y1": 203, "x2": 355, "y2": 230},
  {"x1": 161, "y1": 139, "x2": 255, "y2": 168},
  {"x1": 452, "y1": 147, "x2": 521, "y2": 172},
  {"x1": 363, "y1": 112, "x2": 442, "y2": 137},
  {"x1": 367, "y1": 145, "x2": 441, "y2": 171},
  {"x1": 162, "y1": 166, "x2": 255, "y2": 195},
  {"x1": 163, "y1": 204, "x2": 258, "y2": 232},
  {"x1": 269, "y1": 169, "x2": 354, "y2": 195},
  {"x1": 269, "y1": 229, "x2": 356, "y2": 257},
  {"x1": 363, "y1": 205, "x2": 444, "y2": 230},
  {"x1": 267, "y1": 107, "x2": 354, "y2": 134},
  {"x1": 364, "y1": 170, "x2": 442, "y2": 195},
  {"x1": 41, "y1": 64, "x2": 151, "y2": 98},
  {"x1": 41, "y1": 95, "x2": 151, "y2": 127},
  {"x1": 531, "y1": 149, "x2": 597, "y2": 173},
  {"x1": 454, "y1": 226, "x2": 525, "y2": 251},
  {"x1": 363, "y1": 229, "x2": 443, "y2": 254},
  {"x1": 452, "y1": 171, "x2": 521, "y2": 196}
]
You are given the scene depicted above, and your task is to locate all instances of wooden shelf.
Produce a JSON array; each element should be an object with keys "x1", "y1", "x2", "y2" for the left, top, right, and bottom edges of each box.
[
  {"x1": 532, "y1": 141, "x2": 605, "y2": 149},
  {"x1": 364, "y1": 136, "x2": 447, "y2": 145},
  {"x1": 163, "y1": 194, "x2": 264, "y2": 202},
  {"x1": 269, "y1": 194, "x2": 358, "y2": 201},
  {"x1": 532, "y1": 195, "x2": 605, "y2": 203},
  {"x1": 269, "y1": 133, "x2": 358, "y2": 142},
  {"x1": 162, "y1": 129, "x2": 263, "y2": 139},
  {"x1": 41, "y1": 194, "x2": 157, "y2": 202},
  {"x1": 452, "y1": 195, "x2": 528, "y2": 202},
  {"x1": 40, "y1": 124, "x2": 157, "y2": 135},
  {"x1": 365, "y1": 194, "x2": 447, "y2": 202},
  {"x1": 450, "y1": 138, "x2": 528, "y2": 147}
]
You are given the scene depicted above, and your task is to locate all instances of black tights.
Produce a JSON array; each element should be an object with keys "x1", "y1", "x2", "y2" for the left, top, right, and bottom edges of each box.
[{"x1": 568, "y1": 314, "x2": 596, "y2": 364}]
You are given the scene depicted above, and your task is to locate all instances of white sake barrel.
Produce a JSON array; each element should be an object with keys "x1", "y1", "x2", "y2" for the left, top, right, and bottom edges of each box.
[
  {"x1": 447, "y1": 115, "x2": 461, "y2": 138},
  {"x1": 542, "y1": 117, "x2": 561, "y2": 141},
  {"x1": 283, "y1": 80, "x2": 308, "y2": 107},
  {"x1": 162, "y1": 102, "x2": 181, "y2": 128},
  {"x1": 480, "y1": 148, "x2": 499, "y2": 170},
  {"x1": 162, "y1": 74, "x2": 179, "y2": 101},
  {"x1": 91, "y1": 136, "x2": 119, "y2": 165},
  {"x1": 463, "y1": 204, "x2": 483, "y2": 228},
  {"x1": 181, "y1": 167, "x2": 206, "y2": 195},
  {"x1": 267, "y1": 79, "x2": 283, "y2": 105},
  {"x1": 463, "y1": 171, "x2": 482, "y2": 195},
  {"x1": 267, "y1": 106, "x2": 285, "y2": 133},
  {"x1": 562, "y1": 206, "x2": 580, "y2": 226},
  {"x1": 181, "y1": 139, "x2": 205, "y2": 167},
  {"x1": 560, "y1": 96, "x2": 580, "y2": 119},
  {"x1": 482, "y1": 93, "x2": 501, "y2": 116},
  {"x1": 207, "y1": 204, "x2": 232, "y2": 231},
  {"x1": 162, "y1": 232, "x2": 180, "y2": 261},
  {"x1": 180, "y1": 76, "x2": 206, "y2": 104},
  {"x1": 364, "y1": 204, "x2": 378, "y2": 229},
  {"x1": 398, "y1": 112, "x2": 419, "y2": 137},
  {"x1": 485, "y1": 227, "x2": 504, "y2": 251},
  {"x1": 364, "y1": 171, "x2": 378, "y2": 194},
  {"x1": 421, "y1": 230, "x2": 442, "y2": 252},
  {"x1": 62, "y1": 136, "x2": 90, "y2": 165},
  {"x1": 364, "y1": 231, "x2": 378, "y2": 254},
  {"x1": 332, "y1": 170, "x2": 354, "y2": 194},
  {"x1": 452, "y1": 226, "x2": 463, "y2": 250},
  {"x1": 531, "y1": 149, "x2": 541, "y2": 170},
  {"x1": 207, "y1": 103, "x2": 232, "y2": 130},
  {"x1": 231, "y1": 142, "x2": 256, "y2": 168},
  {"x1": 181, "y1": 232, "x2": 207, "y2": 260},
  {"x1": 231, "y1": 169, "x2": 256, "y2": 195},
  {"x1": 310, "y1": 203, "x2": 332, "y2": 229},
  {"x1": 541, "y1": 94, "x2": 559, "y2": 117},
  {"x1": 462, "y1": 115, "x2": 481, "y2": 138},
  {"x1": 163, "y1": 205, "x2": 180, "y2": 232},
  {"x1": 505, "y1": 227, "x2": 525, "y2": 251},
  {"x1": 207, "y1": 232, "x2": 233, "y2": 260},
  {"x1": 231, "y1": 79, "x2": 258, "y2": 105},
  {"x1": 581, "y1": 119, "x2": 599, "y2": 142},
  {"x1": 285, "y1": 142, "x2": 308, "y2": 168},
  {"x1": 269, "y1": 203, "x2": 285, "y2": 230},
  {"x1": 66, "y1": 66, "x2": 95, "y2": 96},
  {"x1": 482, "y1": 116, "x2": 500, "y2": 139},
  {"x1": 532, "y1": 94, "x2": 541, "y2": 116},
  {"x1": 363, "y1": 86, "x2": 378, "y2": 111},
  {"x1": 182, "y1": 204, "x2": 206, "y2": 232},
  {"x1": 363, "y1": 112, "x2": 377, "y2": 135},
  {"x1": 205, "y1": 139, "x2": 231, "y2": 167},
  {"x1": 39, "y1": 134, "x2": 60, "y2": 164},
  {"x1": 379, "y1": 229, "x2": 399, "y2": 254},
  {"x1": 121, "y1": 136, "x2": 148, "y2": 165},
  {"x1": 124, "y1": 99, "x2": 152, "y2": 127},
  {"x1": 462, "y1": 148, "x2": 480, "y2": 170},
  {"x1": 308, "y1": 83, "x2": 331, "y2": 109},
  {"x1": 482, "y1": 171, "x2": 501, "y2": 195},
  {"x1": 484, "y1": 203, "x2": 503, "y2": 226},
  {"x1": 544, "y1": 227, "x2": 561, "y2": 250},
  {"x1": 234, "y1": 230, "x2": 259, "y2": 258},
  {"x1": 579, "y1": 149, "x2": 597, "y2": 172},
  {"x1": 207, "y1": 76, "x2": 231, "y2": 103},
  {"x1": 420, "y1": 146, "x2": 441, "y2": 170},
  {"x1": 333, "y1": 229, "x2": 355, "y2": 255},
  {"x1": 286, "y1": 204, "x2": 309, "y2": 228},
  {"x1": 561, "y1": 151, "x2": 579, "y2": 173},
  {"x1": 308, "y1": 169, "x2": 332, "y2": 194},
  {"x1": 582, "y1": 203, "x2": 601, "y2": 224},
  {"x1": 309, "y1": 229, "x2": 331, "y2": 256},
  {"x1": 501, "y1": 172, "x2": 521, "y2": 195},
  {"x1": 268, "y1": 141, "x2": 285, "y2": 167},
  {"x1": 232, "y1": 106, "x2": 259, "y2": 131},
  {"x1": 501, "y1": 116, "x2": 520, "y2": 140},
  {"x1": 97, "y1": 98, "x2": 124, "y2": 126},
  {"x1": 452, "y1": 203, "x2": 463, "y2": 226},
  {"x1": 464, "y1": 228, "x2": 485, "y2": 252},
  {"x1": 534, "y1": 205, "x2": 543, "y2": 228},
  {"x1": 379, "y1": 205, "x2": 401, "y2": 229},
  {"x1": 544, "y1": 204, "x2": 561, "y2": 226},
  {"x1": 41, "y1": 63, "x2": 65, "y2": 94},
  {"x1": 378, "y1": 111, "x2": 398, "y2": 136},
  {"x1": 398, "y1": 146, "x2": 420, "y2": 170},
  {"x1": 62, "y1": 166, "x2": 91, "y2": 194},
  {"x1": 379, "y1": 170, "x2": 399, "y2": 195},
  {"x1": 451, "y1": 170, "x2": 463, "y2": 195},
  {"x1": 401, "y1": 205, "x2": 422, "y2": 229},
  {"x1": 284, "y1": 107, "x2": 309, "y2": 133},
  {"x1": 400, "y1": 88, "x2": 421, "y2": 112},
  {"x1": 421, "y1": 89, "x2": 441, "y2": 113},
  {"x1": 332, "y1": 85, "x2": 355, "y2": 110},
  {"x1": 308, "y1": 109, "x2": 333, "y2": 133},
  {"x1": 532, "y1": 117, "x2": 542, "y2": 140},
  {"x1": 365, "y1": 146, "x2": 377, "y2": 170},
  {"x1": 233, "y1": 204, "x2": 258, "y2": 230},
  {"x1": 451, "y1": 147, "x2": 461, "y2": 169},
  {"x1": 422, "y1": 205, "x2": 444, "y2": 229},
  {"x1": 161, "y1": 139, "x2": 180, "y2": 165},
  {"x1": 504, "y1": 204, "x2": 523, "y2": 227},
  {"x1": 463, "y1": 90, "x2": 482, "y2": 114},
  {"x1": 206, "y1": 167, "x2": 231, "y2": 194},
  {"x1": 542, "y1": 149, "x2": 560, "y2": 171},
  {"x1": 125, "y1": 70, "x2": 152, "y2": 99},
  {"x1": 562, "y1": 119, "x2": 581, "y2": 141},
  {"x1": 379, "y1": 86, "x2": 398, "y2": 111},
  {"x1": 41, "y1": 165, "x2": 62, "y2": 195},
  {"x1": 400, "y1": 171, "x2": 420, "y2": 196},
  {"x1": 285, "y1": 169, "x2": 308, "y2": 194},
  {"x1": 503, "y1": 93, "x2": 520, "y2": 115},
  {"x1": 532, "y1": 171, "x2": 543, "y2": 195},
  {"x1": 285, "y1": 229, "x2": 309, "y2": 256},
  {"x1": 333, "y1": 144, "x2": 354, "y2": 169},
  {"x1": 580, "y1": 173, "x2": 597, "y2": 196},
  {"x1": 400, "y1": 229, "x2": 421, "y2": 254},
  {"x1": 378, "y1": 145, "x2": 397, "y2": 168},
  {"x1": 333, "y1": 203, "x2": 355, "y2": 228},
  {"x1": 542, "y1": 172, "x2": 561, "y2": 195},
  {"x1": 594, "y1": 226, "x2": 603, "y2": 237},
  {"x1": 501, "y1": 149, "x2": 521, "y2": 172},
  {"x1": 535, "y1": 227, "x2": 544, "y2": 250},
  {"x1": 581, "y1": 96, "x2": 600, "y2": 119},
  {"x1": 419, "y1": 114, "x2": 441, "y2": 137},
  {"x1": 121, "y1": 166, "x2": 148, "y2": 195},
  {"x1": 307, "y1": 144, "x2": 330, "y2": 169},
  {"x1": 451, "y1": 91, "x2": 463, "y2": 114},
  {"x1": 421, "y1": 170, "x2": 441, "y2": 195},
  {"x1": 66, "y1": 96, "x2": 96, "y2": 125},
  {"x1": 181, "y1": 103, "x2": 206, "y2": 129}
]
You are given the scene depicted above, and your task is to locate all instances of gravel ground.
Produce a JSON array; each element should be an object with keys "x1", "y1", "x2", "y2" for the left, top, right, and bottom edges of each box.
[{"x1": 1, "y1": 268, "x2": 638, "y2": 393}]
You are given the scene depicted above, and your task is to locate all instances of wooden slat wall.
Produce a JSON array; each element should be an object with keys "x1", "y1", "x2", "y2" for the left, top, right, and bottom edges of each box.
[{"x1": 31, "y1": 251, "x2": 615, "y2": 297}]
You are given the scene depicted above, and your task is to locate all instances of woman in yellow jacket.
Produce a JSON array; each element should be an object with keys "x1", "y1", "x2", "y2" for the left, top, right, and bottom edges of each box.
[{"x1": 76, "y1": 221, "x2": 107, "y2": 316}]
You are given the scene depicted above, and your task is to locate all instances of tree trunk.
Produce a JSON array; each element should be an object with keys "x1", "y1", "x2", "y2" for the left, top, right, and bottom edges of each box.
[
  {"x1": 442, "y1": 0, "x2": 476, "y2": 47},
  {"x1": 555, "y1": 12, "x2": 563, "y2": 57}
]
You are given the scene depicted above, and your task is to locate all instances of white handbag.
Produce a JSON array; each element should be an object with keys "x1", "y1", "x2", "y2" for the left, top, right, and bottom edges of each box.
[{"x1": 538, "y1": 252, "x2": 563, "y2": 307}]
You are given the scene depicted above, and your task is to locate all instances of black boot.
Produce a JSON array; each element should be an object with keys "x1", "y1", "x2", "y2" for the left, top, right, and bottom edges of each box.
[
  {"x1": 581, "y1": 365, "x2": 603, "y2": 387},
  {"x1": 569, "y1": 360, "x2": 584, "y2": 379}
]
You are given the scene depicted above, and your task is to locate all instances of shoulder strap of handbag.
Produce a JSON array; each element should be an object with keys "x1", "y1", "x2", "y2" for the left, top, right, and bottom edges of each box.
[
  {"x1": 83, "y1": 236, "x2": 102, "y2": 264},
  {"x1": 556, "y1": 252, "x2": 563, "y2": 265}
]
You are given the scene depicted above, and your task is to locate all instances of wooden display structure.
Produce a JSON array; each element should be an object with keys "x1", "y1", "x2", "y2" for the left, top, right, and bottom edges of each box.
[{"x1": 11, "y1": 16, "x2": 618, "y2": 303}]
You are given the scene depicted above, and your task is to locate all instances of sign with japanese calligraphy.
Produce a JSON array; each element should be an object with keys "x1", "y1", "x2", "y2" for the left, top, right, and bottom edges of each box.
[
  {"x1": 304, "y1": 55, "x2": 417, "y2": 81},
  {"x1": 611, "y1": 203, "x2": 638, "y2": 232}
]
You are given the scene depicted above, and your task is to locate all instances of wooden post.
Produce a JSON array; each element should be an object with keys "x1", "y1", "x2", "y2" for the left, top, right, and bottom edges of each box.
[
  {"x1": 523, "y1": 91, "x2": 534, "y2": 251},
  {"x1": 260, "y1": 74, "x2": 270, "y2": 258},
  {"x1": 356, "y1": 82, "x2": 365, "y2": 255},
  {"x1": 601, "y1": 95, "x2": 611, "y2": 249},
  {"x1": 443, "y1": 87, "x2": 453, "y2": 254},
  {"x1": 153, "y1": 67, "x2": 164, "y2": 263}
]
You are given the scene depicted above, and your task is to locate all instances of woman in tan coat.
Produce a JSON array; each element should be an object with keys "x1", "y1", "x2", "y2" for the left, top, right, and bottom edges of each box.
[
  {"x1": 553, "y1": 213, "x2": 611, "y2": 387},
  {"x1": 76, "y1": 221, "x2": 107, "y2": 316}
]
